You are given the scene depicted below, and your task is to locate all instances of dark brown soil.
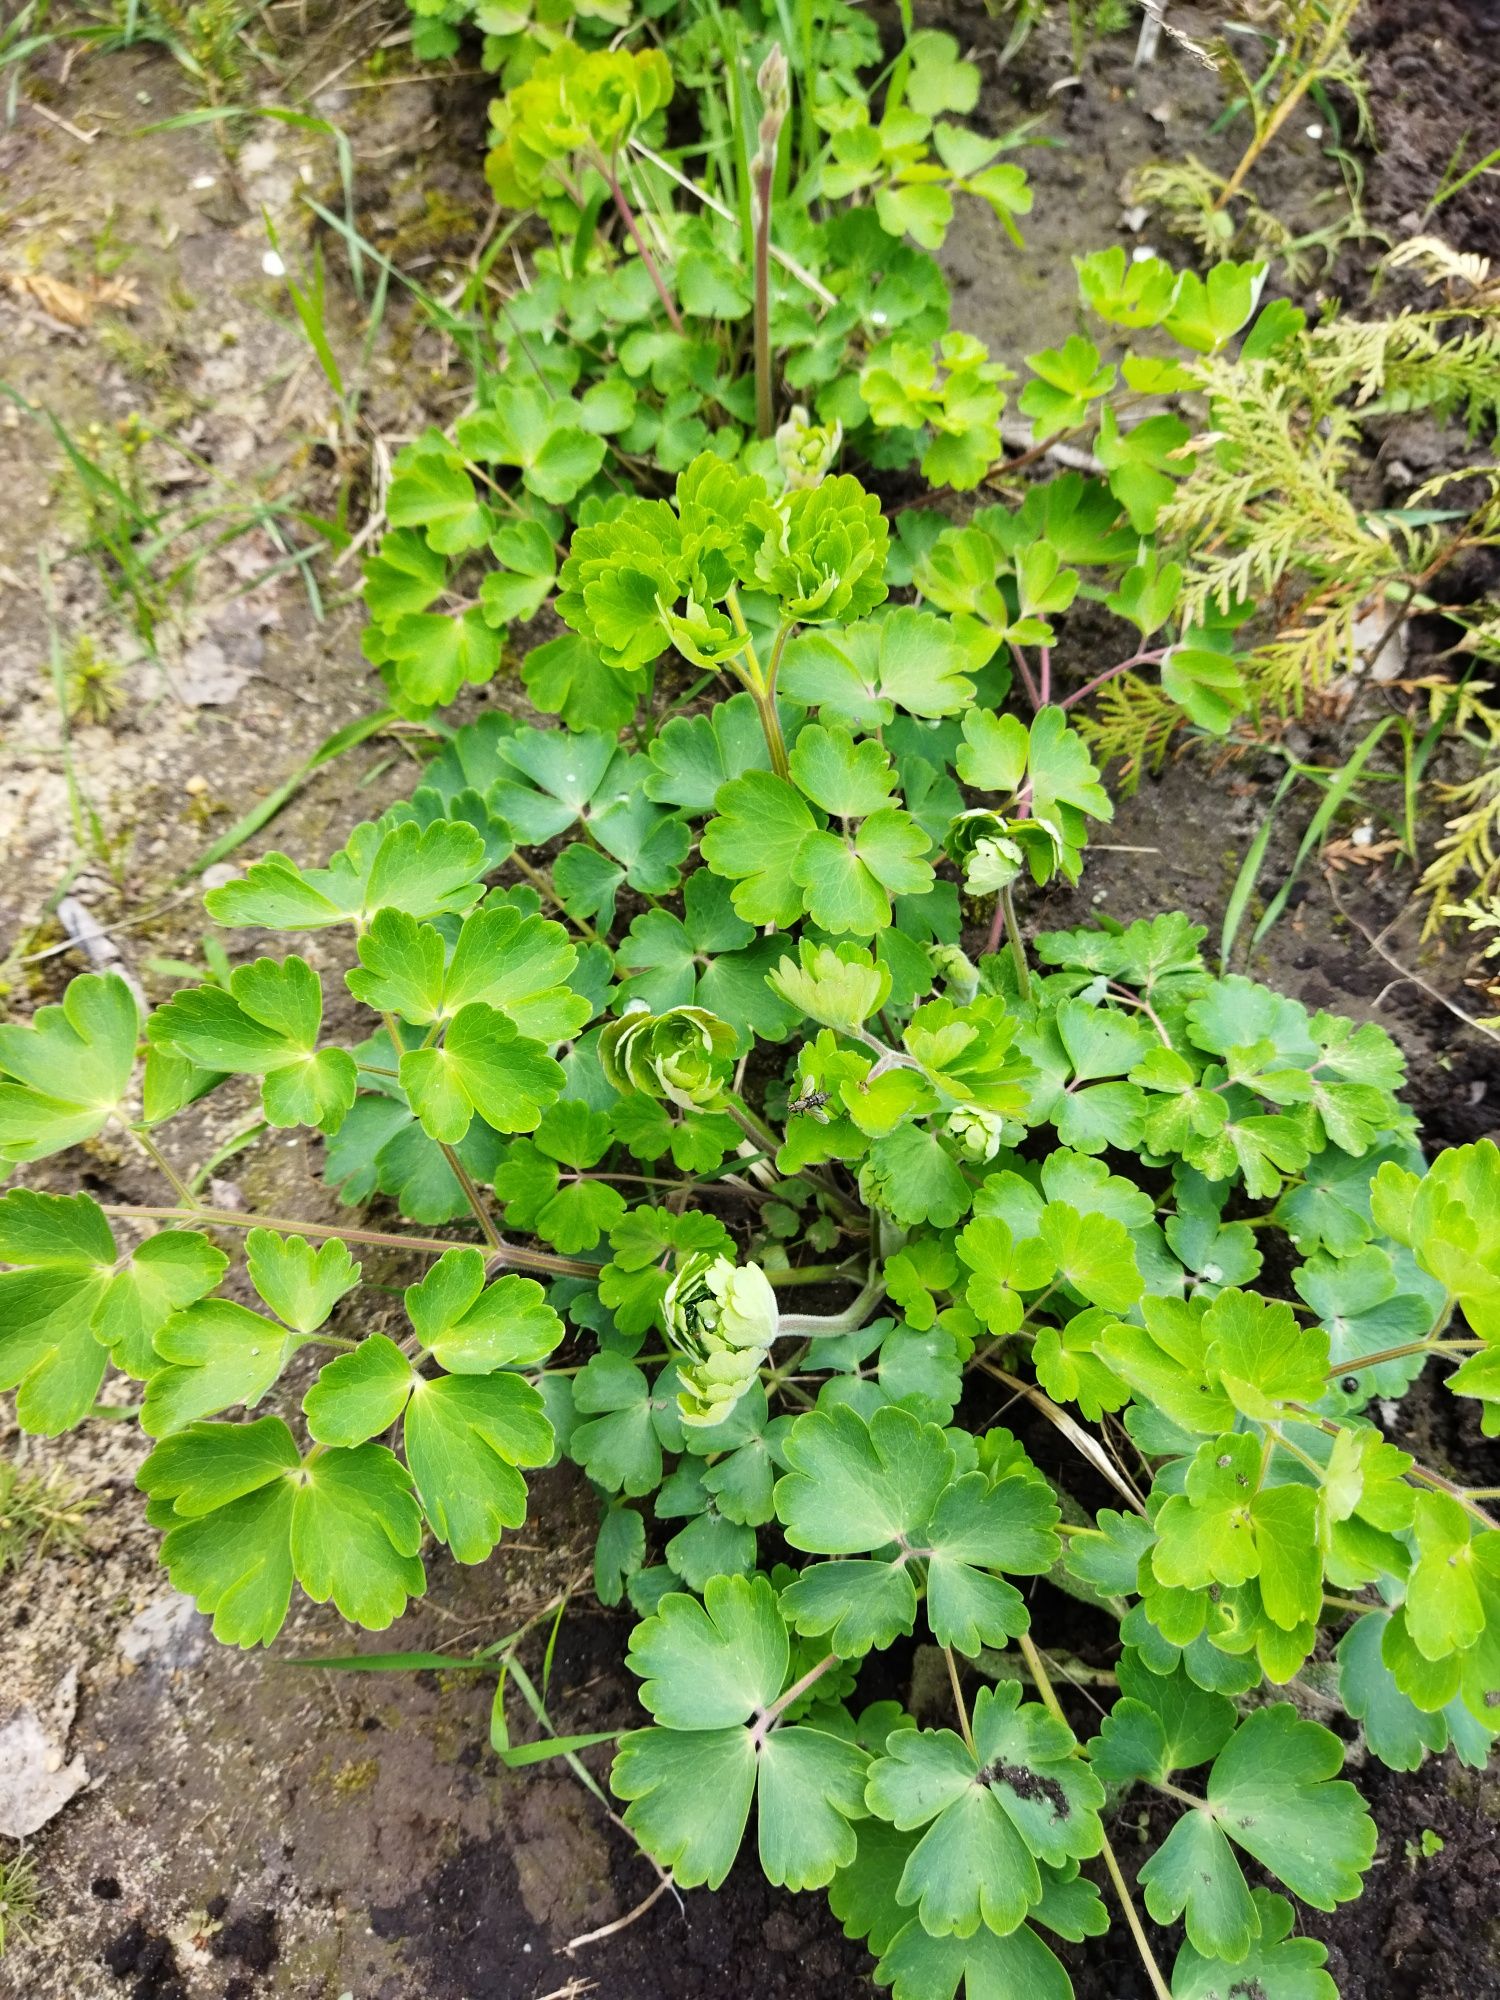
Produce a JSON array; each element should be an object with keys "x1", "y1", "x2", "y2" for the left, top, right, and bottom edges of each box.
[{"x1": 1355, "y1": 0, "x2": 1500, "y2": 255}]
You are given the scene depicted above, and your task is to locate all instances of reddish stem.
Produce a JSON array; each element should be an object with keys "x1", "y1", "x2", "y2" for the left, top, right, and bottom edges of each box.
[
  {"x1": 600, "y1": 152, "x2": 683, "y2": 334},
  {"x1": 1060, "y1": 646, "x2": 1169, "y2": 712},
  {"x1": 1008, "y1": 642, "x2": 1041, "y2": 712}
]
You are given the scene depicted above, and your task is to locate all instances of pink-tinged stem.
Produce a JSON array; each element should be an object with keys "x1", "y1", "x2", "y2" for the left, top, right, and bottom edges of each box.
[
  {"x1": 1060, "y1": 646, "x2": 1169, "y2": 711},
  {"x1": 1009, "y1": 642, "x2": 1041, "y2": 712},
  {"x1": 1038, "y1": 644, "x2": 1052, "y2": 707},
  {"x1": 601, "y1": 153, "x2": 683, "y2": 334},
  {"x1": 753, "y1": 152, "x2": 775, "y2": 438}
]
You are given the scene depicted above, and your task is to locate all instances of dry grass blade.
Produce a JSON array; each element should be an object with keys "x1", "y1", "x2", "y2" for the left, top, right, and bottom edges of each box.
[{"x1": 976, "y1": 1361, "x2": 1149, "y2": 1515}]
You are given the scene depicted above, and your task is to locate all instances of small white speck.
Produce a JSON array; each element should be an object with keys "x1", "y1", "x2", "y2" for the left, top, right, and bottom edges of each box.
[
  {"x1": 261, "y1": 249, "x2": 286, "y2": 278},
  {"x1": 192, "y1": 173, "x2": 216, "y2": 190},
  {"x1": 1130, "y1": 244, "x2": 1159, "y2": 262},
  {"x1": 871, "y1": 309, "x2": 887, "y2": 327},
  {"x1": 1306, "y1": 121, "x2": 1324, "y2": 139},
  {"x1": 1352, "y1": 823, "x2": 1374, "y2": 846}
]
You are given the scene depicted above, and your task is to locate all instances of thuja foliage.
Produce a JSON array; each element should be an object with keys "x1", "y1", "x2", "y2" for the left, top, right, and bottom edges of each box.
[{"x1": 8, "y1": 14, "x2": 1500, "y2": 2000}]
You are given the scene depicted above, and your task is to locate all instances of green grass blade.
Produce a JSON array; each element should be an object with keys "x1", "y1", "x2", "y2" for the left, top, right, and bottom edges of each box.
[
  {"x1": 1249, "y1": 719, "x2": 1392, "y2": 950},
  {"x1": 1219, "y1": 767, "x2": 1296, "y2": 971}
]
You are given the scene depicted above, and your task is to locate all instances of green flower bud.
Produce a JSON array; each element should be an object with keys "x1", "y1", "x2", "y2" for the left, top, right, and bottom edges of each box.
[
  {"x1": 599, "y1": 1002, "x2": 736, "y2": 1110},
  {"x1": 661, "y1": 1252, "x2": 779, "y2": 1425},
  {"x1": 775, "y1": 405, "x2": 843, "y2": 491},
  {"x1": 946, "y1": 1104, "x2": 1008, "y2": 1162},
  {"x1": 929, "y1": 941, "x2": 981, "y2": 1005},
  {"x1": 946, "y1": 808, "x2": 1023, "y2": 894}
]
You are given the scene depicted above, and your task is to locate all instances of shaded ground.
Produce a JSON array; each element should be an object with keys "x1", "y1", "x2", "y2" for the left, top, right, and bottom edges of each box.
[{"x1": 2, "y1": 5, "x2": 1498, "y2": 1999}]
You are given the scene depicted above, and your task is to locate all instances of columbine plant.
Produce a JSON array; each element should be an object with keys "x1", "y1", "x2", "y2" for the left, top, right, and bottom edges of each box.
[
  {"x1": 5, "y1": 439, "x2": 1498, "y2": 1999},
  {"x1": 7, "y1": 9, "x2": 1500, "y2": 2000}
]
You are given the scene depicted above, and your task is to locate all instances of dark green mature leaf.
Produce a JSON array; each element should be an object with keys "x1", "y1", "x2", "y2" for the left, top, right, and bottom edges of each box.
[
  {"x1": 1170, "y1": 1888, "x2": 1337, "y2": 2000},
  {"x1": 616, "y1": 1573, "x2": 868, "y2": 1890},
  {"x1": 865, "y1": 1680, "x2": 1103, "y2": 1937},
  {"x1": 1132, "y1": 1701, "x2": 1375, "y2": 1961},
  {"x1": 775, "y1": 1404, "x2": 1058, "y2": 1658}
]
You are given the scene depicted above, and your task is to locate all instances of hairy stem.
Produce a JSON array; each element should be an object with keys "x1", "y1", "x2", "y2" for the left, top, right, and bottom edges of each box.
[
  {"x1": 128, "y1": 1126, "x2": 196, "y2": 1206},
  {"x1": 439, "y1": 1142, "x2": 505, "y2": 1255},
  {"x1": 1008, "y1": 641, "x2": 1041, "y2": 712},
  {"x1": 752, "y1": 45, "x2": 789, "y2": 440},
  {"x1": 1060, "y1": 647, "x2": 1169, "y2": 712},
  {"x1": 1000, "y1": 884, "x2": 1032, "y2": 1001},
  {"x1": 726, "y1": 594, "x2": 791, "y2": 781},
  {"x1": 1323, "y1": 1337, "x2": 1479, "y2": 1378},
  {"x1": 99, "y1": 1202, "x2": 601, "y2": 1278},
  {"x1": 776, "y1": 1264, "x2": 886, "y2": 1337},
  {"x1": 753, "y1": 149, "x2": 776, "y2": 438}
]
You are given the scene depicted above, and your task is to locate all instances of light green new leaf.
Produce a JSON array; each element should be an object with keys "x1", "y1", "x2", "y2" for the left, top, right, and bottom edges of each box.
[
  {"x1": 246, "y1": 1228, "x2": 359, "y2": 1333},
  {"x1": 0, "y1": 1191, "x2": 225, "y2": 1425},
  {"x1": 141, "y1": 1416, "x2": 301, "y2": 1647},
  {"x1": 150, "y1": 956, "x2": 356, "y2": 1135},
  {"x1": 399, "y1": 1003, "x2": 563, "y2": 1143},
  {"x1": 0, "y1": 972, "x2": 139, "y2": 1164},
  {"x1": 303, "y1": 1333, "x2": 416, "y2": 1447},
  {"x1": 700, "y1": 772, "x2": 817, "y2": 927},
  {"x1": 403, "y1": 1370, "x2": 553, "y2": 1561},
  {"x1": 205, "y1": 816, "x2": 487, "y2": 932},
  {"x1": 404, "y1": 1247, "x2": 564, "y2": 1372},
  {"x1": 142, "y1": 1299, "x2": 299, "y2": 1437},
  {"x1": 1202, "y1": 1288, "x2": 1329, "y2": 1420},
  {"x1": 289, "y1": 1442, "x2": 427, "y2": 1627}
]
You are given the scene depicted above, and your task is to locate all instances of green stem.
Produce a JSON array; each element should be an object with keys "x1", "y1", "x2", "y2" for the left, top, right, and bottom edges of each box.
[
  {"x1": 508, "y1": 848, "x2": 603, "y2": 944},
  {"x1": 726, "y1": 593, "x2": 791, "y2": 781},
  {"x1": 748, "y1": 1650, "x2": 838, "y2": 1747},
  {"x1": 776, "y1": 1265, "x2": 885, "y2": 1337},
  {"x1": 1018, "y1": 1631, "x2": 1172, "y2": 2000},
  {"x1": 129, "y1": 1126, "x2": 196, "y2": 1206},
  {"x1": 439, "y1": 1141, "x2": 506, "y2": 1255},
  {"x1": 944, "y1": 1645, "x2": 976, "y2": 1755},
  {"x1": 999, "y1": 884, "x2": 1031, "y2": 1002}
]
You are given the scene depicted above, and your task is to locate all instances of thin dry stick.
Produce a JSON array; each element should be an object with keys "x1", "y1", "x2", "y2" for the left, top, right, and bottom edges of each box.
[
  {"x1": 567, "y1": 1877, "x2": 672, "y2": 1953},
  {"x1": 1325, "y1": 871, "x2": 1500, "y2": 1046}
]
